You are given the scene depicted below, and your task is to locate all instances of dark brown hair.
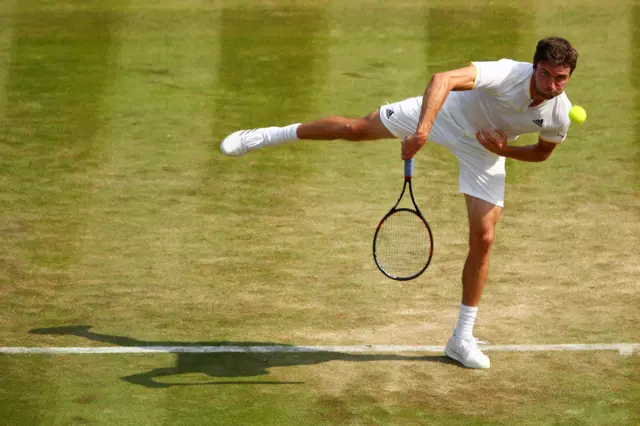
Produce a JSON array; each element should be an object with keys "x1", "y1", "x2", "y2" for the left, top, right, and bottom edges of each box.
[{"x1": 533, "y1": 37, "x2": 578, "y2": 74}]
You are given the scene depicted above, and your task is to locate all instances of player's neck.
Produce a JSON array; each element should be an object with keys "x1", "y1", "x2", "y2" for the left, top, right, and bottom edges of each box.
[{"x1": 528, "y1": 76, "x2": 545, "y2": 107}]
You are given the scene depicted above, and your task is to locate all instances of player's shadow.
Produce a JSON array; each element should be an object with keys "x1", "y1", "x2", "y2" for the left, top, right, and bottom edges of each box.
[{"x1": 29, "y1": 325, "x2": 456, "y2": 388}]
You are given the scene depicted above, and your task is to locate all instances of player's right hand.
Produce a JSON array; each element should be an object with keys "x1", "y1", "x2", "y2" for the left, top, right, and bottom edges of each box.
[
  {"x1": 401, "y1": 132, "x2": 428, "y2": 160},
  {"x1": 476, "y1": 128, "x2": 507, "y2": 155}
]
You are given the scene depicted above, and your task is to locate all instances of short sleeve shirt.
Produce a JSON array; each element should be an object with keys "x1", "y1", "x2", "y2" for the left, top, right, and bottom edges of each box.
[{"x1": 440, "y1": 59, "x2": 572, "y2": 143}]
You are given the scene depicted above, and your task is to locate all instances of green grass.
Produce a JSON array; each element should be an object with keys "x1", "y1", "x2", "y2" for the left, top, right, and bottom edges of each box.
[{"x1": 0, "y1": 0, "x2": 638, "y2": 424}]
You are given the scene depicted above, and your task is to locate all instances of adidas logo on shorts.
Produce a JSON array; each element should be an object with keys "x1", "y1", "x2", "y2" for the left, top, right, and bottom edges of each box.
[
  {"x1": 533, "y1": 119, "x2": 544, "y2": 127},
  {"x1": 386, "y1": 108, "x2": 395, "y2": 119}
]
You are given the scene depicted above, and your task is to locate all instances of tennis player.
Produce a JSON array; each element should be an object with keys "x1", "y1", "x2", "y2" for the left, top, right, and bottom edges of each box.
[{"x1": 220, "y1": 37, "x2": 578, "y2": 369}]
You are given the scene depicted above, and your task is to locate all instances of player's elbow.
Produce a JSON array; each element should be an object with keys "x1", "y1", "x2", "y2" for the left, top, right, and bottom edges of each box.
[
  {"x1": 536, "y1": 141, "x2": 557, "y2": 162},
  {"x1": 431, "y1": 72, "x2": 452, "y2": 91},
  {"x1": 537, "y1": 150, "x2": 553, "y2": 162}
]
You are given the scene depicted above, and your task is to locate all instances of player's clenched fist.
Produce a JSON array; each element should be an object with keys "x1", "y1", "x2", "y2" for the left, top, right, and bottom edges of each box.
[
  {"x1": 401, "y1": 132, "x2": 429, "y2": 160},
  {"x1": 476, "y1": 128, "x2": 508, "y2": 155}
]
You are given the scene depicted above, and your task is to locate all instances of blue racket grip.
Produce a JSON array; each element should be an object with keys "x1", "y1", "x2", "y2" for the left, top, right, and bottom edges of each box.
[{"x1": 404, "y1": 158, "x2": 414, "y2": 178}]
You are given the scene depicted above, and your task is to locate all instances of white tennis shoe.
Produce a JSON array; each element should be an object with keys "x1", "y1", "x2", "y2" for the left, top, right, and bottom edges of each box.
[
  {"x1": 444, "y1": 332, "x2": 491, "y2": 369},
  {"x1": 220, "y1": 128, "x2": 268, "y2": 156}
]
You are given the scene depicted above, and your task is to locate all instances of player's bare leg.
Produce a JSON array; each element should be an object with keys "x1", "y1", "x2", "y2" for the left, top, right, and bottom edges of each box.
[
  {"x1": 296, "y1": 111, "x2": 394, "y2": 141},
  {"x1": 445, "y1": 194, "x2": 502, "y2": 369},
  {"x1": 462, "y1": 195, "x2": 502, "y2": 307},
  {"x1": 220, "y1": 110, "x2": 394, "y2": 156}
]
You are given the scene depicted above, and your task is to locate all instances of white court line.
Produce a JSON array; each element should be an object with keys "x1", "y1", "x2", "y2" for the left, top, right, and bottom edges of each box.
[{"x1": 0, "y1": 343, "x2": 637, "y2": 355}]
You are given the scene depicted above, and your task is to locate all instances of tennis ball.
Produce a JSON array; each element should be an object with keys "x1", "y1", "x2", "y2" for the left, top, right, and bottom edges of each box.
[{"x1": 569, "y1": 105, "x2": 587, "y2": 124}]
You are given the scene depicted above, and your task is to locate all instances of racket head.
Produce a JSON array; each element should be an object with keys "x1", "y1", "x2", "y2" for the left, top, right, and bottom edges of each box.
[{"x1": 373, "y1": 208, "x2": 434, "y2": 281}]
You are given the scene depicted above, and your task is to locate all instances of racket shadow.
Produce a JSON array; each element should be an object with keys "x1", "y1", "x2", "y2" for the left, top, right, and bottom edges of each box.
[{"x1": 29, "y1": 326, "x2": 459, "y2": 388}]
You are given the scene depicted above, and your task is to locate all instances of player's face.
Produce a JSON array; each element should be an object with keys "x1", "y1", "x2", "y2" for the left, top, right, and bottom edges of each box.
[{"x1": 532, "y1": 61, "x2": 571, "y2": 99}]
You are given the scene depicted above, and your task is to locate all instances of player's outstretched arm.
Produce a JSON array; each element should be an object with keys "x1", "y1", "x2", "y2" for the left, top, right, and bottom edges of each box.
[{"x1": 402, "y1": 65, "x2": 477, "y2": 160}]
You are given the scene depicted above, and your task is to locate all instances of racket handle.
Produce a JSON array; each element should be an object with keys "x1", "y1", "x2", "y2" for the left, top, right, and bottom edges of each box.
[{"x1": 404, "y1": 158, "x2": 414, "y2": 178}]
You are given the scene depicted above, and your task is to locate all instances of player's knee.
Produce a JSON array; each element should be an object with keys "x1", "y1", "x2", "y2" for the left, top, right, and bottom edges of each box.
[
  {"x1": 469, "y1": 228, "x2": 495, "y2": 253},
  {"x1": 343, "y1": 118, "x2": 373, "y2": 141}
]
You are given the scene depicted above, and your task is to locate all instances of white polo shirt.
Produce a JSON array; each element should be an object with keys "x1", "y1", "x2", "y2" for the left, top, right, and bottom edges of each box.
[{"x1": 438, "y1": 59, "x2": 572, "y2": 144}]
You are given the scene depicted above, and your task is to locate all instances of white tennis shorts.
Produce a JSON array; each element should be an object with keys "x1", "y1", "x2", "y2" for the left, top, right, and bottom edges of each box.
[{"x1": 380, "y1": 96, "x2": 506, "y2": 207}]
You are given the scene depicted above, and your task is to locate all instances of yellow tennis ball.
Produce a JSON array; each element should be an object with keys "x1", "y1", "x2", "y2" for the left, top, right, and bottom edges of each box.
[{"x1": 569, "y1": 105, "x2": 587, "y2": 124}]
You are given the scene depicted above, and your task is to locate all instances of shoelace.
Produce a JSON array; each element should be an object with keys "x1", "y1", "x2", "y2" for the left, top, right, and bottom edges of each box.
[
  {"x1": 242, "y1": 130, "x2": 264, "y2": 149},
  {"x1": 454, "y1": 330, "x2": 490, "y2": 346}
]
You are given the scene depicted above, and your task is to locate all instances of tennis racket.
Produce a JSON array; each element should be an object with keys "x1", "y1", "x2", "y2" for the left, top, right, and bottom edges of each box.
[{"x1": 373, "y1": 158, "x2": 434, "y2": 280}]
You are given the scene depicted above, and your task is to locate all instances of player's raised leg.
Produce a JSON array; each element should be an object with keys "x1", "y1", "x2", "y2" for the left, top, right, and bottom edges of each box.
[
  {"x1": 219, "y1": 110, "x2": 395, "y2": 156},
  {"x1": 445, "y1": 194, "x2": 502, "y2": 369},
  {"x1": 296, "y1": 111, "x2": 395, "y2": 141}
]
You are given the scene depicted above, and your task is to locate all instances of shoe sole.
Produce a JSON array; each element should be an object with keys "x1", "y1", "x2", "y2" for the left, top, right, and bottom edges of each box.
[
  {"x1": 444, "y1": 347, "x2": 464, "y2": 365},
  {"x1": 444, "y1": 347, "x2": 490, "y2": 369}
]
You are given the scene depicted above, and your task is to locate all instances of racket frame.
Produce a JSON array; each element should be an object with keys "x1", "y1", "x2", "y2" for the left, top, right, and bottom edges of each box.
[{"x1": 372, "y1": 159, "x2": 434, "y2": 281}]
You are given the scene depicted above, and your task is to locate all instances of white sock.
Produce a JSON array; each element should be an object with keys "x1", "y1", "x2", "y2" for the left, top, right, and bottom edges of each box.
[
  {"x1": 263, "y1": 123, "x2": 301, "y2": 146},
  {"x1": 455, "y1": 304, "x2": 478, "y2": 340}
]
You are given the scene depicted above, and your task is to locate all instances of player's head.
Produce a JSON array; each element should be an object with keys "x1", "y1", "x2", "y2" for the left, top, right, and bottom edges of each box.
[
  {"x1": 531, "y1": 37, "x2": 578, "y2": 99},
  {"x1": 533, "y1": 37, "x2": 578, "y2": 74}
]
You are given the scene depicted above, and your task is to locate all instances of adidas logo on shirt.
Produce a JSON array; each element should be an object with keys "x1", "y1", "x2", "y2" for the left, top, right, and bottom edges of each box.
[
  {"x1": 386, "y1": 109, "x2": 395, "y2": 119},
  {"x1": 533, "y1": 119, "x2": 544, "y2": 127}
]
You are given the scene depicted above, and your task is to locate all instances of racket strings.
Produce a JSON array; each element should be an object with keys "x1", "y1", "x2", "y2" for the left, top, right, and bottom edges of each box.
[{"x1": 375, "y1": 210, "x2": 432, "y2": 278}]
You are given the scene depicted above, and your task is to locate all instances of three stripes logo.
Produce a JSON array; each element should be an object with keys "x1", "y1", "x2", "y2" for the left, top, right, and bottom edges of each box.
[
  {"x1": 386, "y1": 108, "x2": 395, "y2": 119},
  {"x1": 533, "y1": 119, "x2": 544, "y2": 127}
]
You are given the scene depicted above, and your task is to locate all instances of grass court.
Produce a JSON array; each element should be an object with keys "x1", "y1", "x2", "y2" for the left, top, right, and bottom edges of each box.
[{"x1": 0, "y1": 0, "x2": 638, "y2": 424}]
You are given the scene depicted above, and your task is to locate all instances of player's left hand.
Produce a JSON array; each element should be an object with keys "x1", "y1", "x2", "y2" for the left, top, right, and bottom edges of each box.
[{"x1": 476, "y1": 128, "x2": 508, "y2": 155}]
